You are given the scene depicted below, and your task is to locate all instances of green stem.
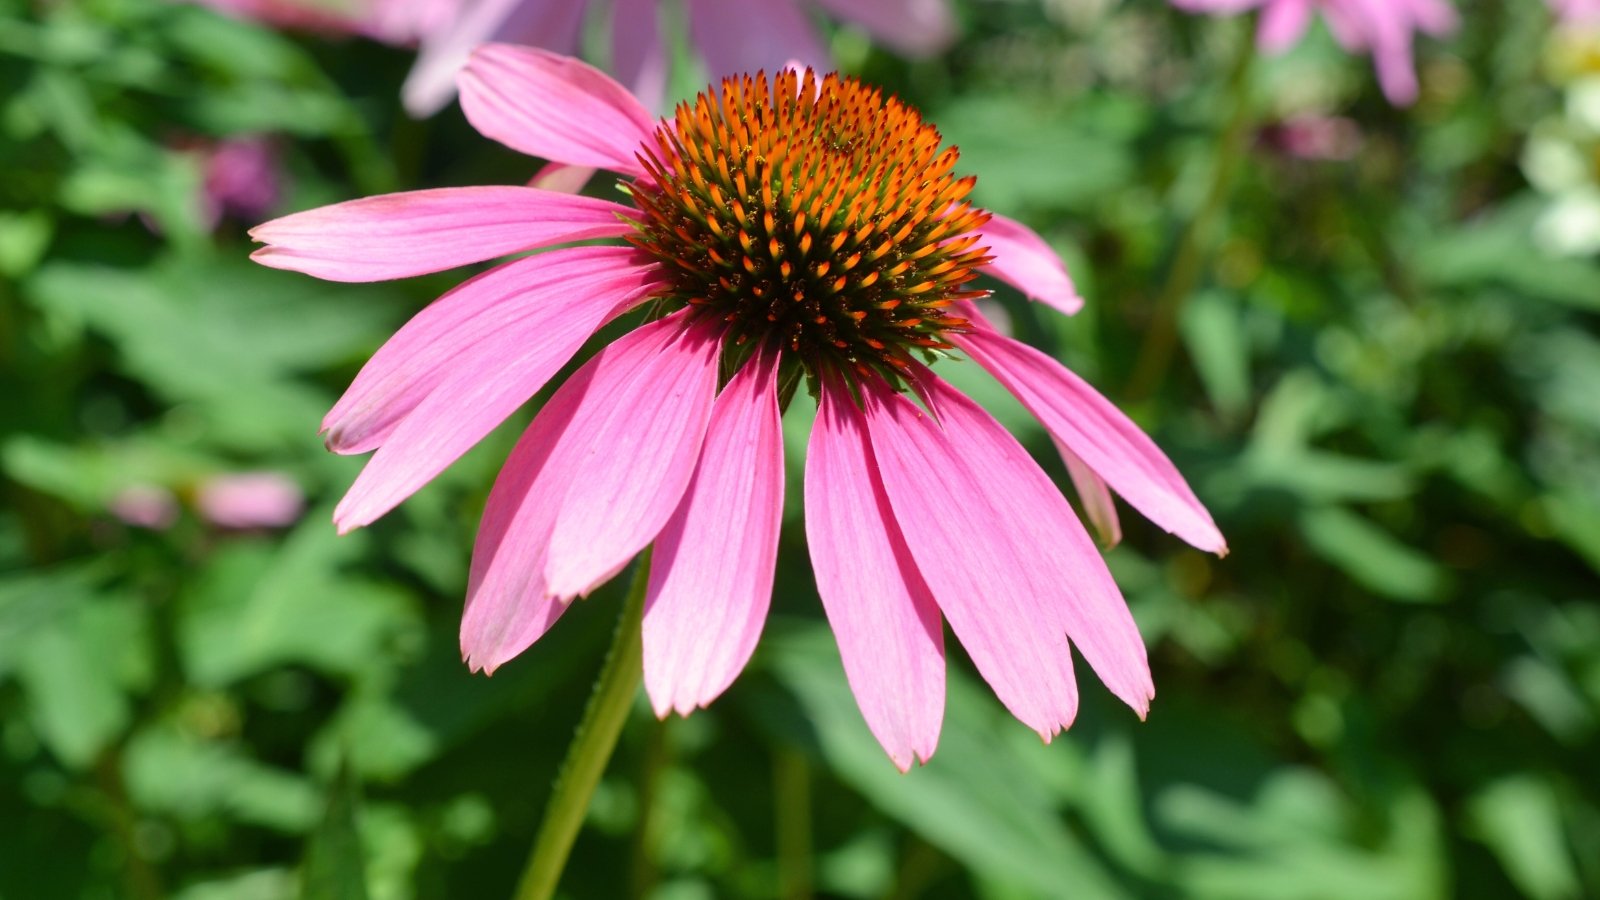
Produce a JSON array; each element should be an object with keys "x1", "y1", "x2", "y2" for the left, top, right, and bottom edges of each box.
[
  {"x1": 774, "y1": 745, "x2": 813, "y2": 900},
  {"x1": 512, "y1": 550, "x2": 651, "y2": 900},
  {"x1": 1125, "y1": 30, "x2": 1257, "y2": 402}
]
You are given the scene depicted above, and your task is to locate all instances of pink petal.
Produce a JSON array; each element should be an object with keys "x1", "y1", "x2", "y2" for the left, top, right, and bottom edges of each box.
[
  {"x1": 975, "y1": 214, "x2": 1083, "y2": 316},
  {"x1": 685, "y1": 0, "x2": 829, "y2": 78},
  {"x1": 1257, "y1": 0, "x2": 1314, "y2": 52},
  {"x1": 460, "y1": 312, "x2": 717, "y2": 672},
  {"x1": 528, "y1": 161, "x2": 597, "y2": 194},
  {"x1": 1057, "y1": 440, "x2": 1122, "y2": 550},
  {"x1": 811, "y1": 0, "x2": 955, "y2": 56},
  {"x1": 642, "y1": 349, "x2": 784, "y2": 717},
  {"x1": 324, "y1": 246, "x2": 656, "y2": 455},
  {"x1": 459, "y1": 43, "x2": 656, "y2": 177},
  {"x1": 459, "y1": 358, "x2": 600, "y2": 673},
  {"x1": 331, "y1": 254, "x2": 663, "y2": 531},
  {"x1": 1409, "y1": 0, "x2": 1459, "y2": 35},
  {"x1": 402, "y1": 0, "x2": 586, "y2": 117},
  {"x1": 248, "y1": 186, "x2": 636, "y2": 282},
  {"x1": 805, "y1": 374, "x2": 945, "y2": 770},
  {"x1": 864, "y1": 372, "x2": 1156, "y2": 731},
  {"x1": 541, "y1": 316, "x2": 723, "y2": 600},
  {"x1": 610, "y1": 0, "x2": 667, "y2": 111},
  {"x1": 1168, "y1": 0, "x2": 1264, "y2": 12},
  {"x1": 953, "y1": 326, "x2": 1227, "y2": 556}
]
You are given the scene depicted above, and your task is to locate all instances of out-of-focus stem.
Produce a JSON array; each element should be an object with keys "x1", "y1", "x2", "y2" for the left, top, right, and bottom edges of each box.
[
  {"x1": 628, "y1": 718, "x2": 667, "y2": 898},
  {"x1": 511, "y1": 550, "x2": 651, "y2": 900},
  {"x1": 1126, "y1": 32, "x2": 1257, "y2": 402},
  {"x1": 774, "y1": 745, "x2": 813, "y2": 900}
]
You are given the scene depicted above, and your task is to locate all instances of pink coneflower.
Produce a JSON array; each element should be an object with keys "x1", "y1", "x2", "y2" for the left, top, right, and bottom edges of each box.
[
  {"x1": 251, "y1": 47, "x2": 1225, "y2": 767},
  {"x1": 400, "y1": 0, "x2": 956, "y2": 116},
  {"x1": 1551, "y1": 0, "x2": 1600, "y2": 25},
  {"x1": 187, "y1": 0, "x2": 458, "y2": 44},
  {"x1": 1172, "y1": 0, "x2": 1458, "y2": 105}
]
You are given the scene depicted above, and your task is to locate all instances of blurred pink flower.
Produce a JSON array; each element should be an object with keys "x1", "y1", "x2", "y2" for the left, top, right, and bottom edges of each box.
[
  {"x1": 188, "y1": 0, "x2": 458, "y2": 44},
  {"x1": 196, "y1": 472, "x2": 306, "y2": 529},
  {"x1": 199, "y1": 137, "x2": 284, "y2": 228},
  {"x1": 111, "y1": 485, "x2": 181, "y2": 530},
  {"x1": 400, "y1": 0, "x2": 956, "y2": 116},
  {"x1": 1172, "y1": 0, "x2": 1457, "y2": 105},
  {"x1": 250, "y1": 48, "x2": 1225, "y2": 767},
  {"x1": 1263, "y1": 113, "x2": 1363, "y2": 159},
  {"x1": 1551, "y1": 0, "x2": 1600, "y2": 24}
]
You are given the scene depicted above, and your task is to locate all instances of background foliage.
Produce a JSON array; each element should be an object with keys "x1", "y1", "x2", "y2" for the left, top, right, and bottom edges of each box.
[{"x1": 2, "y1": 0, "x2": 1598, "y2": 897}]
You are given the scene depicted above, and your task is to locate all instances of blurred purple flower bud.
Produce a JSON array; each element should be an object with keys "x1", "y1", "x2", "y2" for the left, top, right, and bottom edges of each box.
[
  {"x1": 110, "y1": 484, "x2": 181, "y2": 530},
  {"x1": 200, "y1": 137, "x2": 284, "y2": 229},
  {"x1": 196, "y1": 472, "x2": 305, "y2": 529},
  {"x1": 1263, "y1": 114, "x2": 1364, "y2": 160}
]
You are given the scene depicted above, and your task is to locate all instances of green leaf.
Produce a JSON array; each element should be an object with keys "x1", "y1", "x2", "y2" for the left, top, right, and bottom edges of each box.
[
  {"x1": 300, "y1": 760, "x2": 371, "y2": 900},
  {"x1": 1467, "y1": 775, "x2": 1582, "y2": 900},
  {"x1": 8, "y1": 582, "x2": 151, "y2": 768},
  {"x1": 1298, "y1": 506, "x2": 1449, "y2": 602},
  {"x1": 1415, "y1": 200, "x2": 1600, "y2": 311},
  {"x1": 932, "y1": 95, "x2": 1135, "y2": 215},
  {"x1": 124, "y1": 723, "x2": 321, "y2": 832},
  {"x1": 759, "y1": 622, "x2": 1132, "y2": 900},
  {"x1": 176, "y1": 515, "x2": 418, "y2": 686},
  {"x1": 1181, "y1": 289, "x2": 1252, "y2": 421}
]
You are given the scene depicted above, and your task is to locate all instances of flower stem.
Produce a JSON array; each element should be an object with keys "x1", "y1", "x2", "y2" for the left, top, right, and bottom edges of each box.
[
  {"x1": 1125, "y1": 30, "x2": 1257, "y2": 402},
  {"x1": 774, "y1": 745, "x2": 813, "y2": 900},
  {"x1": 512, "y1": 549, "x2": 651, "y2": 900}
]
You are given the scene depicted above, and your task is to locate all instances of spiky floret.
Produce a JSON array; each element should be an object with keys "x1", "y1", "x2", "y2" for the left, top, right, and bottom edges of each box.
[{"x1": 628, "y1": 69, "x2": 994, "y2": 379}]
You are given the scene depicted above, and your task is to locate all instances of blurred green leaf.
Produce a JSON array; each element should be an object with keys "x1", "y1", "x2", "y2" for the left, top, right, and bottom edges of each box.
[
  {"x1": 1181, "y1": 289, "x2": 1252, "y2": 421},
  {"x1": 12, "y1": 592, "x2": 150, "y2": 768},
  {"x1": 1467, "y1": 775, "x2": 1582, "y2": 900},
  {"x1": 761, "y1": 621, "x2": 1132, "y2": 900},
  {"x1": 0, "y1": 209, "x2": 53, "y2": 276},
  {"x1": 1299, "y1": 506, "x2": 1449, "y2": 603},
  {"x1": 125, "y1": 723, "x2": 321, "y2": 831},
  {"x1": 1416, "y1": 202, "x2": 1600, "y2": 311},
  {"x1": 1159, "y1": 772, "x2": 1446, "y2": 900},
  {"x1": 300, "y1": 760, "x2": 371, "y2": 900},
  {"x1": 934, "y1": 94, "x2": 1135, "y2": 214},
  {"x1": 176, "y1": 515, "x2": 417, "y2": 686}
]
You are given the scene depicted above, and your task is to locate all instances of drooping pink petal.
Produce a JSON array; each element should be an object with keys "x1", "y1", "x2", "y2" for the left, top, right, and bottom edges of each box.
[
  {"x1": 540, "y1": 317, "x2": 723, "y2": 601},
  {"x1": 460, "y1": 311, "x2": 716, "y2": 672},
  {"x1": 402, "y1": 0, "x2": 586, "y2": 117},
  {"x1": 643, "y1": 349, "x2": 784, "y2": 718},
  {"x1": 323, "y1": 247, "x2": 656, "y2": 456},
  {"x1": 1409, "y1": 0, "x2": 1459, "y2": 35},
  {"x1": 865, "y1": 372, "x2": 1157, "y2": 730},
  {"x1": 459, "y1": 42, "x2": 656, "y2": 177},
  {"x1": 953, "y1": 326, "x2": 1227, "y2": 555},
  {"x1": 459, "y1": 356, "x2": 601, "y2": 673},
  {"x1": 685, "y1": 0, "x2": 829, "y2": 79},
  {"x1": 248, "y1": 186, "x2": 636, "y2": 282},
  {"x1": 811, "y1": 0, "x2": 955, "y2": 55},
  {"x1": 610, "y1": 0, "x2": 667, "y2": 111},
  {"x1": 331, "y1": 255, "x2": 664, "y2": 531},
  {"x1": 974, "y1": 214, "x2": 1083, "y2": 316},
  {"x1": 805, "y1": 374, "x2": 944, "y2": 770},
  {"x1": 1257, "y1": 0, "x2": 1314, "y2": 52},
  {"x1": 859, "y1": 381, "x2": 1075, "y2": 736},
  {"x1": 1057, "y1": 440, "x2": 1123, "y2": 550}
]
